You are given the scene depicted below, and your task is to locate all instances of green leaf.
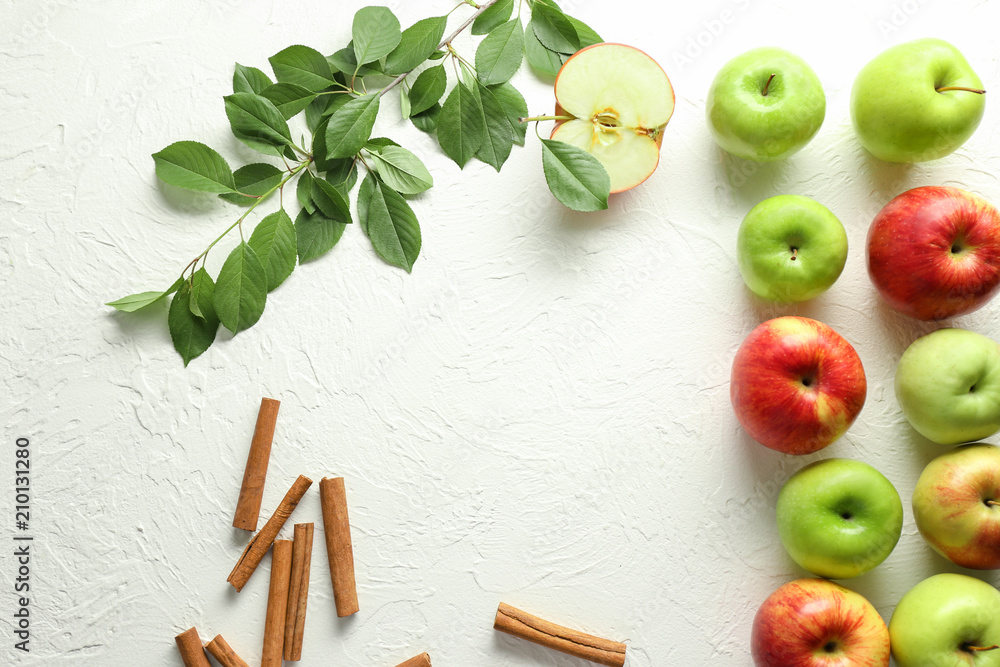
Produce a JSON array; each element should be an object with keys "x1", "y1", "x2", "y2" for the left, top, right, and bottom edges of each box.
[
  {"x1": 352, "y1": 6, "x2": 401, "y2": 66},
  {"x1": 328, "y1": 45, "x2": 381, "y2": 77},
  {"x1": 248, "y1": 209, "x2": 297, "y2": 291},
  {"x1": 540, "y1": 139, "x2": 610, "y2": 211},
  {"x1": 188, "y1": 267, "x2": 215, "y2": 319},
  {"x1": 268, "y1": 45, "x2": 336, "y2": 91},
  {"x1": 357, "y1": 173, "x2": 421, "y2": 271},
  {"x1": 169, "y1": 277, "x2": 219, "y2": 366},
  {"x1": 260, "y1": 83, "x2": 318, "y2": 120},
  {"x1": 219, "y1": 163, "x2": 284, "y2": 205},
  {"x1": 472, "y1": 0, "x2": 514, "y2": 35},
  {"x1": 400, "y1": 86, "x2": 411, "y2": 119},
  {"x1": 152, "y1": 141, "x2": 237, "y2": 194},
  {"x1": 475, "y1": 19, "x2": 524, "y2": 86},
  {"x1": 295, "y1": 207, "x2": 347, "y2": 263},
  {"x1": 384, "y1": 16, "x2": 447, "y2": 75},
  {"x1": 567, "y1": 16, "x2": 602, "y2": 47},
  {"x1": 214, "y1": 242, "x2": 267, "y2": 334},
  {"x1": 524, "y1": 21, "x2": 563, "y2": 78},
  {"x1": 311, "y1": 177, "x2": 352, "y2": 222},
  {"x1": 411, "y1": 103, "x2": 441, "y2": 133},
  {"x1": 473, "y1": 82, "x2": 514, "y2": 171},
  {"x1": 107, "y1": 277, "x2": 184, "y2": 312},
  {"x1": 325, "y1": 159, "x2": 358, "y2": 198},
  {"x1": 234, "y1": 63, "x2": 273, "y2": 95},
  {"x1": 531, "y1": 2, "x2": 579, "y2": 54},
  {"x1": 368, "y1": 145, "x2": 433, "y2": 194},
  {"x1": 428, "y1": 49, "x2": 447, "y2": 60},
  {"x1": 489, "y1": 82, "x2": 528, "y2": 146},
  {"x1": 224, "y1": 93, "x2": 292, "y2": 156},
  {"x1": 408, "y1": 66, "x2": 447, "y2": 116},
  {"x1": 324, "y1": 93, "x2": 379, "y2": 160},
  {"x1": 297, "y1": 169, "x2": 316, "y2": 213},
  {"x1": 437, "y1": 83, "x2": 485, "y2": 168},
  {"x1": 364, "y1": 137, "x2": 401, "y2": 152}
]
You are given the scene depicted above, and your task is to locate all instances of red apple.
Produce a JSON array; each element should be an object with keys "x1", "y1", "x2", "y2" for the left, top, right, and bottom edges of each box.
[
  {"x1": 913, "y1": 443, "x2": 1000, "y2": 569},
  {"x1": 731, "y1": 316, "x2": 867, "y2": 455},
  {"x1": 867, "y1": 186, "x2": 1000, "y2": 320},
  {"x1": 752, "y1": 578, "x2": 890, "y2": 667}
]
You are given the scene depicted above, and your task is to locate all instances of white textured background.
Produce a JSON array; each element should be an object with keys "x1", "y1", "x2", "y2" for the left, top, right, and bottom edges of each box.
[{"x1": 3, "y1": 0, "x2": 1000, "y2": 665}]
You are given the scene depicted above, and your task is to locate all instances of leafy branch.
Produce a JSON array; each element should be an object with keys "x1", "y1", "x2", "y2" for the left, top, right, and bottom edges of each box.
[{"x1": 108, "y1": 0, "x2": 609, "y2": 365}]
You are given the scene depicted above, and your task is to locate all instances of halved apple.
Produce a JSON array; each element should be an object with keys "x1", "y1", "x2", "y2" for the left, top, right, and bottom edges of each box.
[{"x1": 551, "y1": 43, "x2": 675, "y2": 193}]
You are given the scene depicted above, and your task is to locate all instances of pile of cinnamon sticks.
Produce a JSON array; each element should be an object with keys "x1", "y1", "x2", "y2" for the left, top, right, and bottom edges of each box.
[{"x1": 175, "y1": 397, "x2": 627, "y2": 667}]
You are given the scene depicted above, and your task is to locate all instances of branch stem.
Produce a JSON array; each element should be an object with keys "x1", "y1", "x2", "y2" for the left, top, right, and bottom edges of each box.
[
  {"x1": 194, "y1": 160, "x2": 311, "y2": 268},
  {"x1": 378, "y1": 0, "x2": 501, "y2": 98},
  {"x1": 936, "y1": 86, "x2": 986, "y2": 94}
]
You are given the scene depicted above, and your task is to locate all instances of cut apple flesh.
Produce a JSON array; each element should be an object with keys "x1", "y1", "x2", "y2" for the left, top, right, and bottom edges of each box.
[{"x1": 552, "y1": 43, "x2": 675, "y2": 193}]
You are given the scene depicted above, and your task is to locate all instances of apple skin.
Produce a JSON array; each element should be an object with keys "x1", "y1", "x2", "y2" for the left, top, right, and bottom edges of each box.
[
  {"x1": 867, "y1": 186, "x2": 1000, "y2": 320},
  {"x1": 889, "y1": 573, "x2": 1000, "y2": 667},
  {"x1": 913, "y1": 443, "x2": 1000, "y2": 569},
  {"x1": 895, "y1": 328, "x2": 1000, "y2": 445},
  {"x1": 851, "y1": 38, "x2": 985, "y2": 163},
  {"x1": 706, "y1": 47, "x2": 826, "y2": 162},
  {"x1": 738, "y1": 195, "x2": 848, "y2": 302},
  {"x1": 731, "y1": 316, "x2": 867, "y2": 455},
  {"x1": 777, "y1": 459, "x2": 903, "y2": 579},
  {"x1": 752, "y1": 578, "x2": 890, "y2": 667}
]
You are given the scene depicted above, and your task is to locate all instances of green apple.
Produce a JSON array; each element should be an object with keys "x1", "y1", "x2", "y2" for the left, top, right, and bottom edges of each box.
[
  {"x1": 890, "y1": 573, "x2": 1000, "y2": 667},
  {"x1": 737, "y1": 195, "x2": 848, "y2": 302},
  {"x1": 896, "y1": 328, "x2": 1000, "y2": 445},
  {"x1": 913, "y1": 443, "x2": 1000, "y2": 570},
  {"x1": 706, "y1": 47, "x2": 826, "y2": 162},
  {"x1": 776, "y1": 458, "x2": 903, "y2": 579},
  {"x1": 851, "y1": 38, "x2": 986, "y2": 163}
]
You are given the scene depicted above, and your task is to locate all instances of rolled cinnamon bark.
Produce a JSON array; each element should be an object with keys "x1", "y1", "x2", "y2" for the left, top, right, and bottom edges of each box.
[
  {"x1": 319, "y1": 477, "x2": 359, "y2": 616},
  {"x1": 228, "y1": 474, "x2": 312, "y2": 592},
  {"x1": 174, "y1": 627, "x2": 211, "y2": 667},
  {"x1": 494, "y1": 602, "x2": 626, "y2": 667},
  {"x1": 394, "y1": 652, "x2": 432, "y2": 667},
  {"x1": 262, "y1": 540, "x2": 293, "y2": 667},
  {"x1": 283, "y1": 523, "x2": 314, "y2": 661},
  {"x1": 233, "y1": 397, "x2": 280, "y2": 531},
  {"x1": 205, "y1": 634, "x2": 250, "y2": 667}
]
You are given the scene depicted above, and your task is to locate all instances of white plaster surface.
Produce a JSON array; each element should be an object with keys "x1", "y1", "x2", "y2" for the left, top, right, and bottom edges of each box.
[{"x1": 3, "y1": 0, "x2": 1000, "y2": 664}]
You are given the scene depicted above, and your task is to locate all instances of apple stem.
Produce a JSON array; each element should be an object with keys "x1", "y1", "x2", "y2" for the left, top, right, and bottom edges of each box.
[
  {"x1": 761, "y1": 73, "x2": 776, "y2": 97},
  {"x1": 966, "y1": 645, "x2": 1000, "y2": 652},
  {"x1": 935, "y1": 86, "x2": 986, "y2": 94},
  {"x1": 988, "y1": 500, "x2": 999, "y2": 507},
  {"x1": 518, "y1": 115, "x2": 574, "y2": 124}
]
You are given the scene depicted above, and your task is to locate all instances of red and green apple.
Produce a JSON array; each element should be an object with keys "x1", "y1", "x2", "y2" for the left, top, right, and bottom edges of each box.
[
  {"x1": 752, "y1": 578, "x2": 890, "y2": 667},
  {"x1": 867, "y1": 186, "x2": 1000, "y2": 321},
  {"x1": 913, "y1": 443, "x2": 1000, "y2": 569},
  {"x1": 731, "y1": 316, "x2": 867, "y2": 455}
]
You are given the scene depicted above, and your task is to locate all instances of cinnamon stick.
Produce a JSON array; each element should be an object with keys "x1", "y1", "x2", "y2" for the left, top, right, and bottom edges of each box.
[
  {"x1": 205, "y1": 634, "x2": 250, "y2": 667},
  {"x1": 227, "y1": 474, "x2": 312, "y2": 592},
  {"x1": 319, "y1": 477, "x2": 359, "y2": 616},
  {"x1": 174, "y1": 627, "x2": 211, "y2": 667},
  {"x1": 395, "y1": 652, "x2": 432, "y2": 667},
  {"x1": 494, "y1": 602, "x2": 626, "y2": 667},
  {"x1": 262, "y1": 539, "x2": 293, "y2": 667},
  {"x1": 233, "y1": 397, "x2": 281, "y2": 531},
  {"x1": 283, "y1": 523, "x2": 314, "y2": 661}
]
